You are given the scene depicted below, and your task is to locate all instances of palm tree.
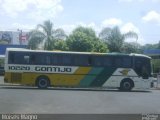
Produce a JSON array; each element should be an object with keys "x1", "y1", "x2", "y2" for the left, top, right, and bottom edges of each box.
[
  {"x1": 99, "y1": 26, "x2": 138, "y2": 52},
  {"x1": 28, "y1": 20, "x2": 66, "y2": 50}
]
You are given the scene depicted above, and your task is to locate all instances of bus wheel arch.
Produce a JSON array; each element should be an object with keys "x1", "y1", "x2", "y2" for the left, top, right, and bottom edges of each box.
[
  {"x1": 36, "y1": 75, "x2": 50, "y2": 89},
  {"x1": 120, "y1": 78, "x2": 134, "y2": 91}
]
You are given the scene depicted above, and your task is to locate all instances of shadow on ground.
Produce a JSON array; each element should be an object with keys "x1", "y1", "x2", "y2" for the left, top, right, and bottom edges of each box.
[{"x1": 0, "y1": 85, "x2": 151, "y2": 93}]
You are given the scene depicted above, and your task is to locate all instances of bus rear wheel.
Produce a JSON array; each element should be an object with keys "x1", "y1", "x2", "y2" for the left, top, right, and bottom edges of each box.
[
  {"x1": 36, "y1": 76, "x2": 50, "y2": 89},
  {"x1": 120, "y1": 79, "x2": 134, "y2": 91}
]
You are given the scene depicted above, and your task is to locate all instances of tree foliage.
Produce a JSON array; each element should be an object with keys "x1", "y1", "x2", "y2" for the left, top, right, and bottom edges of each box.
[
  {"x1": 66, "y1": 26, "x2": 108, "y2": 53},
  {"x1": 54, "y1": 39, "x2": 69, "y2": 51},
  {"x1": 99, "y1": 26, "x2": 138, "y2": 52},
  {"x1": 27, "y1": 20, "x2": 160, "y2": 56},
  {"x1": 121, "y1": 42, "x2": 142, "y2": 54},
  {"x1": 28, "y1": 20, "x2": 66, "y2": 50},
  {"x1": 142, "y1": 40, "x2": 160, "y2": 50}
]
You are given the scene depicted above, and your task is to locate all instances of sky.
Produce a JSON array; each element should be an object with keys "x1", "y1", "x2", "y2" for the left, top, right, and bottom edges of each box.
[{"x1": 0, "y1": 0, "x2": 160, "y2": 45}]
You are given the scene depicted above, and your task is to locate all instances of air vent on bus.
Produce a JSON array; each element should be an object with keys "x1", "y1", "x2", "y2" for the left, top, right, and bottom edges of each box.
[{"x1": 11, "y1": 73, "x2": 22, "y2": 83}]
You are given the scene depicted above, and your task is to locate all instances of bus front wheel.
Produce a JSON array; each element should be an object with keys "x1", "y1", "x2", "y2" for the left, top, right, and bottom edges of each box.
[
  {"x1": 120, "y1": 79, "x2": 134, "y2": 91},
  {"x1": 36, "y1": 76, "x2": 50, "y2": 89}
]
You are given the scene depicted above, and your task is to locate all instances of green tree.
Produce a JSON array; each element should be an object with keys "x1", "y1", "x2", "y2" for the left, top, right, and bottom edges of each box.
[
  {"x1": 54, "y1": 39, "x2": 68, "y2": 51},
  {"x1": 121, "y1": 42, "x2": 142, "y2": 54},
  {"x1": 92, "y1": 39, "x2": 109, "y2": 53},
  {"x1": 53, "y1": 28, "x2": 67, "y2": 40},
  {"x1": 142, "y1": 44, "x2": 157, "y2": 50},
  {"x1": 28, "y1": 20, "x2": 66, "y2": 50},
  {"x1": 66, "y1": 26, "x2": 108, "y2": 52},
  {"x1": 27, "y1": 33, "x2": 44, "y2": 50},
  {"x1": 152, "y1": 59, "x2": 160, "y2": 73},
  {"x1": 99, "y1": 26, "x2": 138, "y2": 52}
]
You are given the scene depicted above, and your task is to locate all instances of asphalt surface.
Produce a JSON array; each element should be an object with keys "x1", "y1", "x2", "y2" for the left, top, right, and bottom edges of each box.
[{"x1": 0, "y1": 76, "x2": 160, "y2": 114}]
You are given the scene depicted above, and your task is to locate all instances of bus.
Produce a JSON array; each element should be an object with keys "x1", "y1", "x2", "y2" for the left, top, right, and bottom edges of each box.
[{"x1": 4, "y1": 48, "x2": 153, "y2": 91}]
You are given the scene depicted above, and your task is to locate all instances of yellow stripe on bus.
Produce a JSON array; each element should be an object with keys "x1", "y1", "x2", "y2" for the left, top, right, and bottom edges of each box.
[
  {"x1": 50, "y1": 67, "x2": 92, "y2": 86},
  {"x1": 5, "y1": 67, "x2": 92, "y2": 86}
]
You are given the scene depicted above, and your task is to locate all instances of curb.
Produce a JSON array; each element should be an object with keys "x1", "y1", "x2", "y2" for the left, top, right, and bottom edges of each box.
[{"x1": 0, "y1": 84, "x2": 21, "y2": 86}]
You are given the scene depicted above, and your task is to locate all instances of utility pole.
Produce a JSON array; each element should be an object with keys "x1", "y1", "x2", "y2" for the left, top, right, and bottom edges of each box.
[{"x1": 17, "y1": 29, "x2": 22, "y2": 45}]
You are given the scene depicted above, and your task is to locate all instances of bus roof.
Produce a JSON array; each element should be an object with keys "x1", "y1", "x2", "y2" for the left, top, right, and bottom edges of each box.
[{"x1": 6, "y1": 48, "x2": 151, "y2": 59}]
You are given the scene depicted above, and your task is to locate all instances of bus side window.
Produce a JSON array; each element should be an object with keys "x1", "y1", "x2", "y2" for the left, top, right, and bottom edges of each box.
[
  {"x1": 9, "y1": 52, "x2": 30, "y2": 64},
  {"x1": 30, "y1": 54, "x2": 35, "y2": 64},
  {"x1": 142, "y1": 65, "x2": 149, "y2": 78},
  {"x1": 113, "y1": 56, "x2": 132, "y2": 68},
  {"x1": 9, "y1": 52, "x2": 15, "y2": 64},
  {"x1": 134, "y1": 57, "x2": 151, "y2": 77},
  {"x1": 91, "y1": 56, "x2": 113, "y2": 67},
  {"x1": 73, "y1": 55, "x2": 90, "y2": 66},
  {"x1": 88, "y1": 56, "x2": 92, "y2": 66},
  {"x1": 52, "y1": 54, "x2": 62, "y2": 65},
  {"x1": 123, "y1": 57, "x2": 132, "y2": 68},
  {"x1": 92, "y1": 56, "x2": 102, "y2": 66},
  {"x1": 62, "y1": 54, "x2": 72, "y2": 66},
  {"x1": 92, "y1": 56, "x2": 103, "y2": 66},
  {"x1": 31, "y1": 53, "x2": 52, "y2": 65},
  {"x1": 24, "y1": 55, "x2": 30, "y2": 64},
  {"x1": 46, "y1": 55, "x2": 51, "y2": 65},
  {"x1": 135, "y1": 59, "x2": 142, "y2": 76},
  {"x1": 114, "y1": 57, "x2": 123, "y2": 68},
  {"x1": 104, "y1": 57, "x2": 113, "y2": 67}
]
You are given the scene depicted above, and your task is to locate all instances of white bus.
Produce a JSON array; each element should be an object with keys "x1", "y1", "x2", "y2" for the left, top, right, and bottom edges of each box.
[{"x1": 4, "y1": 48, "x2": 153, "y2": 91}]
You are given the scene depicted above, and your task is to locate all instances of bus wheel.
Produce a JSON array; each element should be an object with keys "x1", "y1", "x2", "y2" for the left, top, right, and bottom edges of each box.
[
  {"x1": 36, "y1": 76, "x2": 50, "y2": 89},
  {"x1": 120, "y1": 79, "x2": 134, "y2": 91}
]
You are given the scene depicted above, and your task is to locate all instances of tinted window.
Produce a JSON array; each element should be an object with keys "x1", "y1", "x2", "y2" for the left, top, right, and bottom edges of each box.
[
  {"x1": 31, "y1": 53, "x2": 52, "y2": 65},
  {"x1": 114, "y1": 57, "x2": 123, "y2": 67},
  {"x1": 103, "y1": 57, "x2": 113, "y2": 67},
  {"x1": 52, "y1": 54, "x2": 73, "y2": 66},
  {"x1": 123, "y1": 57, "x2": 132, "y2": 68},
  {"x1": 134, "y1": 57, "x2": 151, "y2": 77},
  {"x1": 52, "y1": 54, "x2": 61, "y2": 65},
  {"x1": 9, "y1": 52, "x2": 30, "y2": 64},
  {"x1": 92, "y1": 56, "x2": 112, "y2": 67},
  {"x1": 73, "y1": 55, "x2": 90, "y2": 66},
  {"x1": 114, "y1": 56, "x2": 132, "y2": 68},
  {"x1": 62, "y1": 54, "x2": 72, "y2": 65}
]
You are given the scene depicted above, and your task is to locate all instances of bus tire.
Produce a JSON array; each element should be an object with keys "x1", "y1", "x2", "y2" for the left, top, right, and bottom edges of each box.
[
  {"x1": 120, "y1": 78, "x2": 134, "y2": 91},
  {"x1": 36, "y1": 76, "x2": 50, "y2": 89}
]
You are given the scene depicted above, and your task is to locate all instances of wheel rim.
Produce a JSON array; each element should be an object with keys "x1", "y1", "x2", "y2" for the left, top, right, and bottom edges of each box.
[
  {"x1": 39, "y1": 79, "x2": 47, "y2": 88},
  {"x1": 123, "y1": 82, "x2": 131, "y2": 90}
]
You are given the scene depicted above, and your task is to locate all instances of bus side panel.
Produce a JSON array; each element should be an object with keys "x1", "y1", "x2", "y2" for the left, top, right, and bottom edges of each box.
[
  {"x1": 4, "y1": 72, "x2": 11, "y2": 83},
  {"x1": 19, "y1": 67, "x2": 92, "y2": 87},
  {"x1": 20, "y1": 66, "x2": 116, "y2": 87},
  {"x1": 22, "y1": 73, "x2": 35, "y2": 85},
  {"x1": 103, "y1": 68, "x2": 138, "y2": 88},
  {"x1": 48, "y1": 67, "x2": 92, "y2": 86},
  {"x1": 4, "y1": 72, "x2": 22, "y2": 84},
  {"x1": 79, "y1": 67, "x2": 104, "y2": 87},
  {"x1": 14, "y1": 67, "x2": 117, "y2": 87}
]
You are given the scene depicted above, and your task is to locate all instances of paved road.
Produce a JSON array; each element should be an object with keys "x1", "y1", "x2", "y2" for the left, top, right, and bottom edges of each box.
[{"x1": 0, "y1": 76, "x2": 160, "y2": 114}]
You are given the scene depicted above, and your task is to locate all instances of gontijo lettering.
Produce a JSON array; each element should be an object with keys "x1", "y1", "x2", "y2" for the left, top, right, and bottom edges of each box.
[
  {"x1": 8, "y1": 65, "x2": 72, "y2": 73},
  {"x1": 35, "y1": 66, "x2": 72, "y2": 72}
]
